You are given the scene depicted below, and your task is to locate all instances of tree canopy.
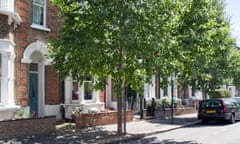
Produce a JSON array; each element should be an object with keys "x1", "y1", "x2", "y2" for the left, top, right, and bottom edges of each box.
[
  {"x1": 48, "y1": 0, "x2": 237, "y2": 134},
  {"x1": 176, "y1": 0, "x2": 235, "y2": 96}
]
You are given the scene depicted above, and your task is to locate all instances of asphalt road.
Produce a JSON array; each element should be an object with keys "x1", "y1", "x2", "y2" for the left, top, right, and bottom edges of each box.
[{"x1": 123, "y1": 121, "x2": 240, "y2": 144}]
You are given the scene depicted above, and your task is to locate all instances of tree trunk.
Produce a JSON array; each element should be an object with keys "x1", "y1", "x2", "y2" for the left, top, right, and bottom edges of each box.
[
  {"x1": 123, "y1": 83, "x2": 126, "y2": 134},
  {"x1": 117, "y1": 95, "x2": 122, "y2": 134}
]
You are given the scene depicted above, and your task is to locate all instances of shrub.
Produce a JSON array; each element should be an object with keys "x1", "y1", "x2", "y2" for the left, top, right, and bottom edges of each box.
[
  {"x1": 156, "y1": 97, "x2": 171, "y2": 108},
  {"x1": 208, "y1": 89, "x2": 231, "y2": 98}
]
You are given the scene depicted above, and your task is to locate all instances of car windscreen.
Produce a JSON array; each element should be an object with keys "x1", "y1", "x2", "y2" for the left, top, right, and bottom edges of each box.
[{"x1": 200, "y1": 100, "x2": 222, "y2": 108}]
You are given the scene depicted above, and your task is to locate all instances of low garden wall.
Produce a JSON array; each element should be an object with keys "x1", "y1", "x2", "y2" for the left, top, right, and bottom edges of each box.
[
  {"x1": 0, "y1": 116, "x2": 56, "y2": 139},
  {"x1": 74, "y1": 110, "x2": 133, "y2": 128},
  {"x1": 154, "y1": 107, "x2": 197, "y2": 119}
]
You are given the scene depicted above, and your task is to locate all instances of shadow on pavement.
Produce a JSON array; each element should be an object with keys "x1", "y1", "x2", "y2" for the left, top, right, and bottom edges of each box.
[{"x1": 0, "y1": 125, "x2": 117, "y2": 144}]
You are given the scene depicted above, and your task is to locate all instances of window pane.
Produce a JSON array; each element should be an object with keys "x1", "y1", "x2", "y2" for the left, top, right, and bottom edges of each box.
[
  {"x1": 32, "y1": 0, "x2": 44, "y2": 26},
  {"x1": 72, "y1": 82, "x2": 79, "y2": 100},
  {"x1": 84, "y1": 82, "x2": 93, "y2": 100},
  {"x1": 33, "y1": 0, "x2": 44, "y2": 5},
  {"x1": 29, "y1": 63, "x2": 38, "y2": 72},
  {"x1": 33, "y1": 5, "x2": 44, "y2": 25}
]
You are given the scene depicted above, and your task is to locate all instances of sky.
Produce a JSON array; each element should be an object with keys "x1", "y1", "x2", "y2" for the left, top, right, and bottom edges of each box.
[{"x1": 225, "y1": 0, "x2": 240, "y2": 47}]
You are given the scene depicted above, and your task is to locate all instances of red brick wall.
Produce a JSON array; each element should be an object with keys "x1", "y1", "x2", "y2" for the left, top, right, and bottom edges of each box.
[
  {"x1": 45, "y1": 66, "x2": 61, "y2": 105},
  {"x1": 75, "y1": 110, "x2": 133, "y2": 128},
  {"x1": 0, "y1": 116, "x2": 56, "y2": 139}
]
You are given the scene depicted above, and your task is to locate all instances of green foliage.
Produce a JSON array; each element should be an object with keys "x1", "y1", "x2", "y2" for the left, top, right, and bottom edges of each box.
[
  {"x1": 48, "y1": 0, "x2": 237, "y2": 134},
  {"x1": 208, "y1": 89, "x2": 231, "y2": 98},
  {"x1": 228, "y1": 47, "x2": 240, "y2": 89},
  {"x1": 49, "y1": 0, "x2": 182, "y2": 95},
  {"x1": 49, "y1": 0, "x2": 183, "y2": 134},
  {"x1": 156, "y1": 97, "x2": 171, "y2": 108},
  {"x1": 176, "y1": 0, "x2": 235, "y2": 94}
]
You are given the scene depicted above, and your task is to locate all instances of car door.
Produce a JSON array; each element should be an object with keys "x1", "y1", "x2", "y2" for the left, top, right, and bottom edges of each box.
[{"x1": 231, "y1": 100, "x2": 240, "y2": 120}]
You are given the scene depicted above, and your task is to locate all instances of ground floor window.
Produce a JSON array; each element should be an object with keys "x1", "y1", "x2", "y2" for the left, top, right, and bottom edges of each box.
[
  {"x1": 84, "y1": 81, "x2": 93, "y2": 100},
  {"x1": 70, "y1": 76, "x2": 94, "y2": 103},
  {"x1": 72, "y1": 81, "x2": 79, "y2": 101}
]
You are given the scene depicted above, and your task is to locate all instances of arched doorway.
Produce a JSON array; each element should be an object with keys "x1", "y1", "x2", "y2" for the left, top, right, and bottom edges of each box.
[{"x1": 21, "y1": 40, "x2": 51, "y2": 117}]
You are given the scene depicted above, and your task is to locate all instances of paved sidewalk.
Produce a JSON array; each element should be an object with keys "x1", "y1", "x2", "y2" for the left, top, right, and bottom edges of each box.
[
  {"x1": 96, "y1": 113, "x2": 201, "y2": 144},
  {"x1": 0, "y1": 113, "x2": 200, "y2": 144}
]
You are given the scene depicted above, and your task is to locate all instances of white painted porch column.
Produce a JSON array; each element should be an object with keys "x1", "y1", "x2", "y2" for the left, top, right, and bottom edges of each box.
[
  {"x1": 64, "y1": 77, "x2": 72, "y2": 104},
  {"x1": 8, "y1": 53, "x2": 15, "y2": 105},
  {"x1": 1, "y1": 54, "x2": 8, "y2": 104}
]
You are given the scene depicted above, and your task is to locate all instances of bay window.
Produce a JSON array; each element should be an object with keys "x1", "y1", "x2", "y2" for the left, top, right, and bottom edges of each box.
[{"x1": 69, "y1": 76, "x2": 94, "y2": 104}]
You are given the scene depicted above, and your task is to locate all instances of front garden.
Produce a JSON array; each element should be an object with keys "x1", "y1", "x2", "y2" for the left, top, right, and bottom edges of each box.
[{"x1": 146, "y1": 97, "x2": 197, "y2": 119}]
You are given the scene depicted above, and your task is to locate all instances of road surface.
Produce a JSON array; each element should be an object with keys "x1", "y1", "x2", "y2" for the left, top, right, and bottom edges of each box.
[{"x1": 123, "y1": 121, "x2": 240, "y2": 144}]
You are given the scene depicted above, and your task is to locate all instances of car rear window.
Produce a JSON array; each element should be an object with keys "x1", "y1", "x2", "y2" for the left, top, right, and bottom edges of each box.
[{"x1": 200, "y1": 100, "x2": 222, "y2": 108}]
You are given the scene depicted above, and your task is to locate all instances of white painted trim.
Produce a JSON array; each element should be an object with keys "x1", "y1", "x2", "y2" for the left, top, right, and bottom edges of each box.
[
  {"x1": 44, "y1": 104, "x2": 60, "y2": 120},
  {"x1": 0, "y1": 39, "x2": 15, "y2": 107},
  {"x1": 31, "y1": 24, "x2": 50, "y2": 32},
  {"x1": 0, "y1": 39, "x2": 15, "y2": 53},
  {"x1": 39, "y1": 62, "x2": 45, "y2": 117},
  {"x1": 22, "y1": 41, "x2": 50, "y2": 117},
  {"x1": 21, "y1": 40, "x2": 51, "y2": 64}
]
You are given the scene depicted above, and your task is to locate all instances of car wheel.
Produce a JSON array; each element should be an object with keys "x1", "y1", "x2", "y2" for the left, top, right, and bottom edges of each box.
[{"x1": 230, "y1": 114, "x2": 235, "y2": 124}]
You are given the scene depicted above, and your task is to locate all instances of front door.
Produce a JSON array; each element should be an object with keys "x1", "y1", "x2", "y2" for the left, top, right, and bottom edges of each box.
[{"x1": 29, "y1": 72, "x2": 38, "y2": 116}]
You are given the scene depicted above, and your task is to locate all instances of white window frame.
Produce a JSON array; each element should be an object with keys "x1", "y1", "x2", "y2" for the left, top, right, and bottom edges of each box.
[
  {"x1": 31, "y1": 0, "x2": 50, "y2": 32},
  {"x1": 0, "y1": 54, "x2": 2, "y2": 104},
  {"x1": 82, "y1": 80, "x2": 94, "y2": 102}
]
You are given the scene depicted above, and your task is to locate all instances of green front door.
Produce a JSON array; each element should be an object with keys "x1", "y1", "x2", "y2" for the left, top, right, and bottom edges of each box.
[{"x1": 29, "y1": 72, "x2": 38, "y2": 116}]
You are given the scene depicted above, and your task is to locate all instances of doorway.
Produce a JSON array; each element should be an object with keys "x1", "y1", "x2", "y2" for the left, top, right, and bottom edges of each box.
[{"x1": 29, "y1": 63, "x2": 39, "y2": 116}]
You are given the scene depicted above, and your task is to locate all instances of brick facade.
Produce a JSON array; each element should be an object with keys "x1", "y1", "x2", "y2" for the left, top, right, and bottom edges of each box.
[
  {"x1": 45, "y1": 65, "x2": 61, "y2": 105},
  {"x1": 14, "y1": 0, "x2": 62, "y2": 106}
]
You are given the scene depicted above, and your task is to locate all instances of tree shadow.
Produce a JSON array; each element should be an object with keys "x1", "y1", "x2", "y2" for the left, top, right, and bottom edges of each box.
[{"x1": 0, "y1": 125, "x2": 118, "y2": 144}]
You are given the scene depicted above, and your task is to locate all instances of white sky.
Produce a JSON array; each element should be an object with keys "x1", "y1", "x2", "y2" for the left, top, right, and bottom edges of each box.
[{"x1": 225, "y1": 0, "x2": 240, "y2": 47}]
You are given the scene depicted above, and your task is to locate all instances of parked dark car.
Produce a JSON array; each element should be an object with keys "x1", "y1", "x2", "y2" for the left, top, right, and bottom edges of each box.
[{"x1": 197, "y1": 98, "x2": 240, "y2": 123}]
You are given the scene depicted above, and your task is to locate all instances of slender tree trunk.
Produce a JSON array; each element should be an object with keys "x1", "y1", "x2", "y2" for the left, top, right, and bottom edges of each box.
[
  {"x1": 117, "y1": 89, "x2": 122, "y2": 135},
  {"x1": 117, "y1": 45, "x2": 123, "y2": 135},
  {"x1": 123, "y1": 83, "x2": 126, "y2": 134}
]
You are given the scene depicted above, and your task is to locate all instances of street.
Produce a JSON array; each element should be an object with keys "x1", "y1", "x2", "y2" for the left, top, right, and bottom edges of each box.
[{"x1": 122, "y1": 121, "x2": 240, "y2": 144}]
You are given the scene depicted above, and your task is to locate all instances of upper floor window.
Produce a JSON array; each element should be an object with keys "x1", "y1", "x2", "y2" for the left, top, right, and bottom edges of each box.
[
  {"x1": 32, "y1": 0, "x2": 45, "y2": 25},
  {"x1": 32, "y1": 0, "x2": 50, "y2": 31}
]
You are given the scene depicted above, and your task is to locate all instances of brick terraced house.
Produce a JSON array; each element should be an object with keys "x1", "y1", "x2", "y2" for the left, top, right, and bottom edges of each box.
[
  {"x1": 0, "y1": 0, "x2": 63, "y2": 120},
  {"x1": 0, "y1": 0, "x2": 111, "y2": 121}
]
